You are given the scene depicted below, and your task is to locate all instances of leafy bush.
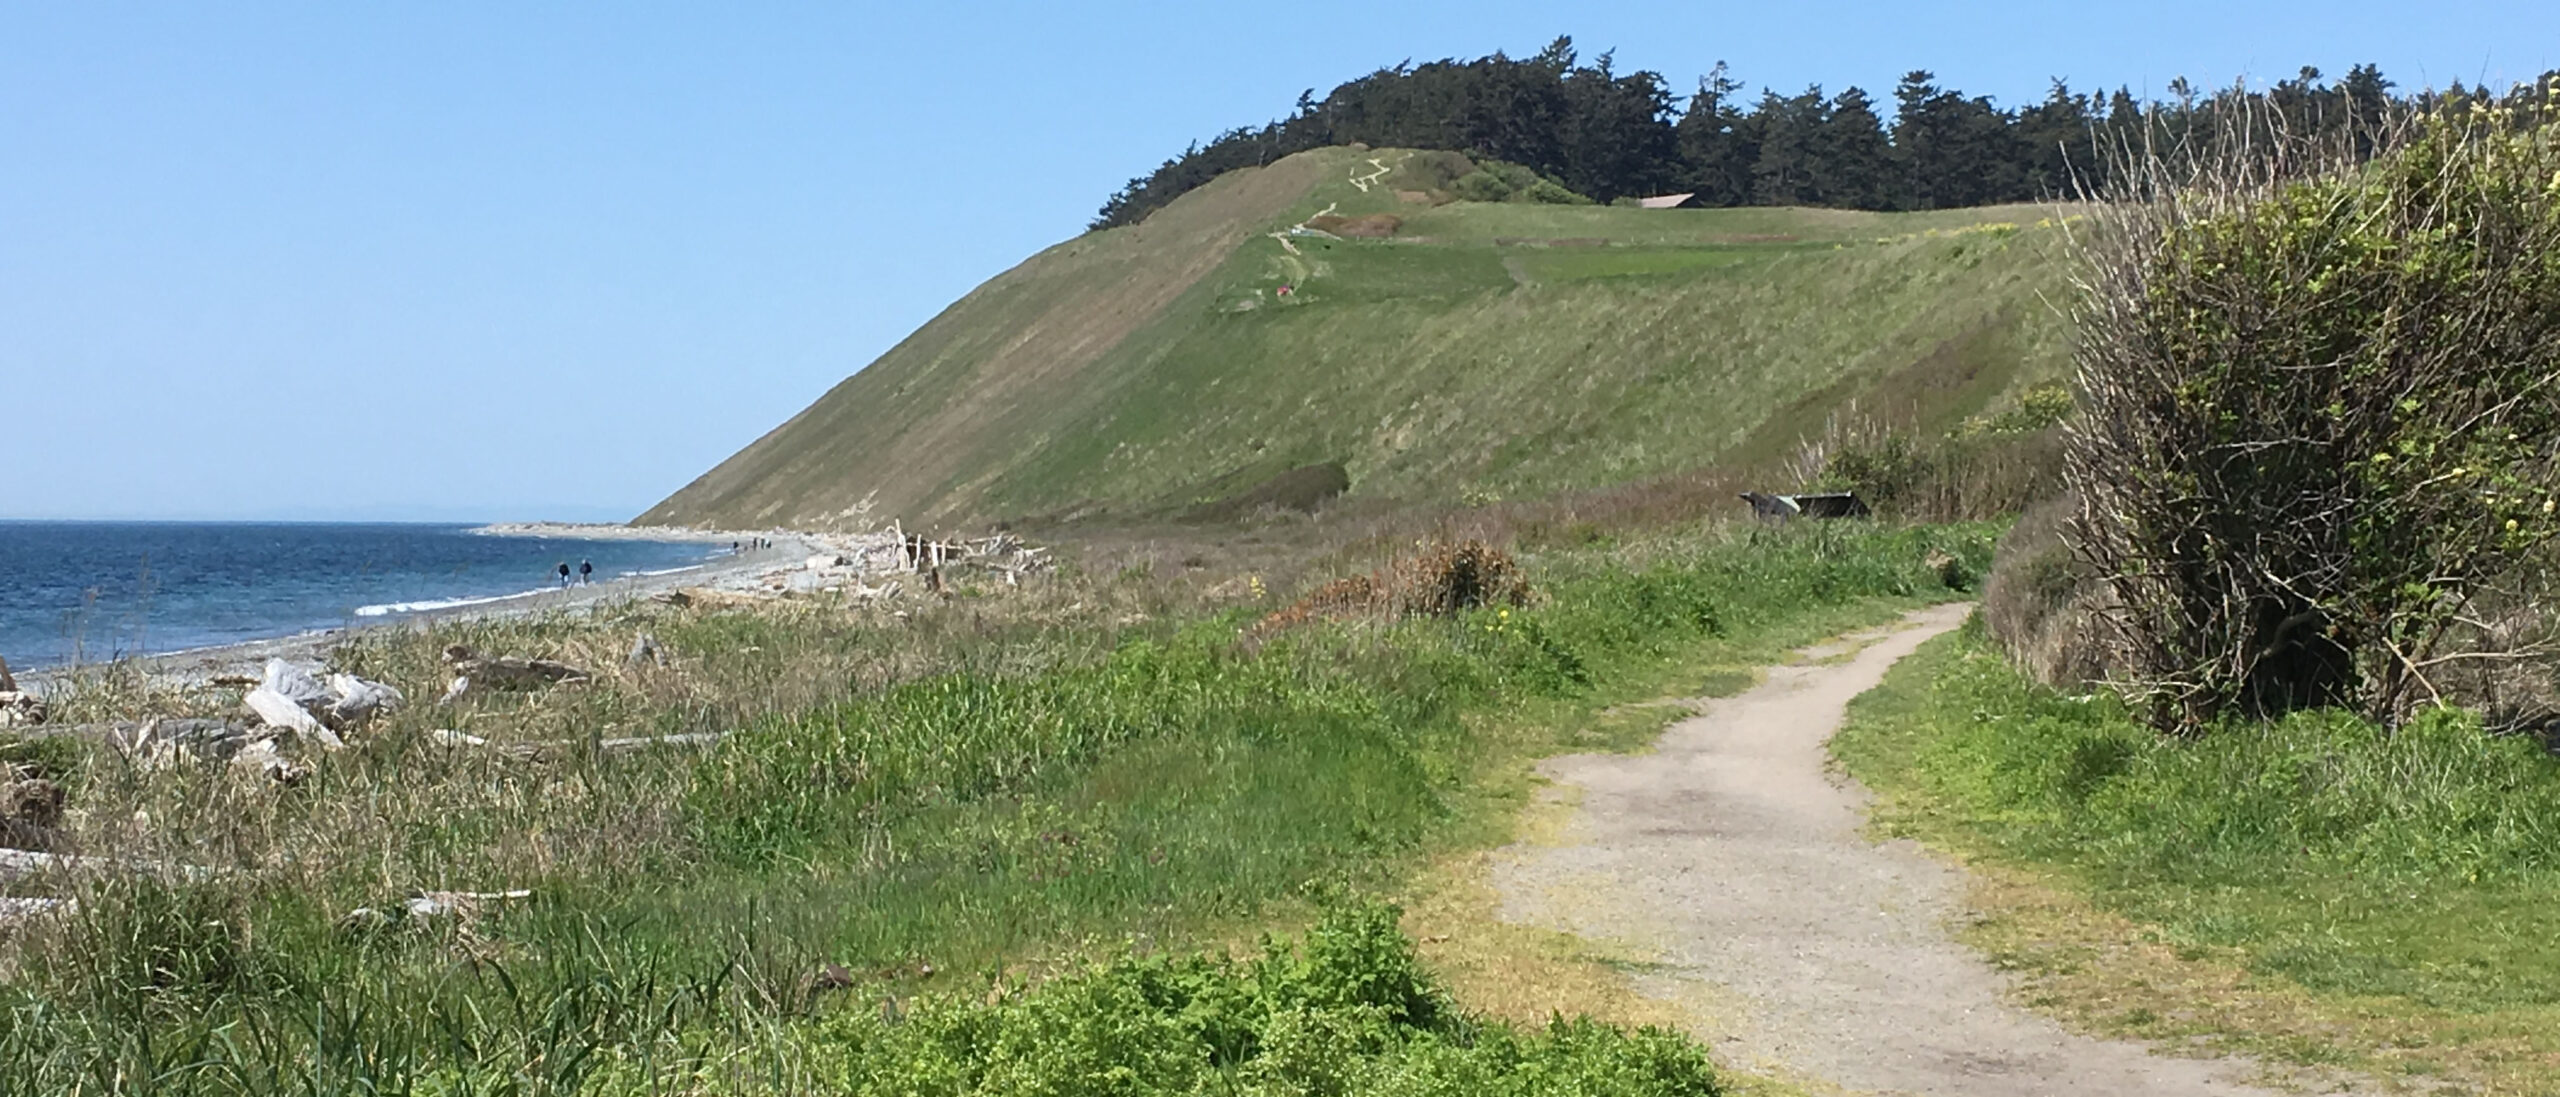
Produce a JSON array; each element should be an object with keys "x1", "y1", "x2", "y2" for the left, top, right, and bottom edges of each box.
[
  {"x1": 1800, "y1": 420, "x2": 2064, "y2": 522},
  {"x1": 1448, "y1": 160, "x2": 1593, "y2": 205},
  {"x1": 807, "y1": 904, "x2": 1722, "y2": 1096},
  {"x1": 1516, "y1": 178, "x2": 1594, "y2": 206},
  {"x1": 2067, "y1": 110, "x2": 2560, "y2": 732}
]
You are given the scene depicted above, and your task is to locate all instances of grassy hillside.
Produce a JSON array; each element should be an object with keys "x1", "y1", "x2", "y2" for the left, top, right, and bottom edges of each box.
[{"x1": 643, "y1": 148, "x2": 2071, "y2": 529}]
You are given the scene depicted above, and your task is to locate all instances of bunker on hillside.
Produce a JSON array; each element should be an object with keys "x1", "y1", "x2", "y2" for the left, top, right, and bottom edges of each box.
[{"x1": 1740, "y1": 491, "x2": 1872, "y2": 521}]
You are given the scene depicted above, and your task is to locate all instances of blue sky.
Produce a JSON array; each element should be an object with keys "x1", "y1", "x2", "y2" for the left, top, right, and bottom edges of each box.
[{"x1": 5, "y1": 3, "x2": 2551, "y2": 521}]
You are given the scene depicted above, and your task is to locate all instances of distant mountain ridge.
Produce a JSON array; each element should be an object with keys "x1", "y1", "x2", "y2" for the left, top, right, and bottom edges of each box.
[{"x1": 641, "y1": 147, "x2": 2070, "y2": 531}]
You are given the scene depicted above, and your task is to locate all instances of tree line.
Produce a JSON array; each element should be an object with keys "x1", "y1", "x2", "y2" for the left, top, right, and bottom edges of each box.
[{"x1": 1093, "y1": 37, "x2": 2557, "y2": 229}]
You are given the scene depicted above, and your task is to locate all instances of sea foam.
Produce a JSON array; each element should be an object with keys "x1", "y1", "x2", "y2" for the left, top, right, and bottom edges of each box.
[{"x1": 355, "y1": 588, "x2": 549, "y2": 618}]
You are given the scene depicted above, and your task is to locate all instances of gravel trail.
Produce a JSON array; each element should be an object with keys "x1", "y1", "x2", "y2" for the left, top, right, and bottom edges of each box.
[{"x1": 1492, "y1": 604, "x2": 2312, "y2": 1096}]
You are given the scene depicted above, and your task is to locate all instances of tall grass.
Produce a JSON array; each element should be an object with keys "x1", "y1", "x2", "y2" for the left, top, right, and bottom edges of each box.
[{"x1": 1, "y1": 522, "x2": 1989, "y2": 1093}]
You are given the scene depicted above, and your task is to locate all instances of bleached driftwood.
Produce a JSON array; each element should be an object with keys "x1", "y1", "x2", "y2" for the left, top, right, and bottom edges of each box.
[
  {"x1": 0, "y1": 690, "x2": 45, "y2": 728},
  {"x1": 244, "y1": 659, "x2": 397, "y2": 740},
  {"x1": 326, "y1": 672, "x2": 404, "y2": 726},
  {"x1": 0, "y1": 719, "x2": 128, "y2": 743},
  {"x1": 245, "y1": 684, "x2": 341, "y2": 748},
  {"x1": 10, "y1": 719, "x2": 312, "y2": 783},
  {"x1": 0, "y1": 896, "x2": 73, "y2": 924},
  {"x1": 428, "y1": 728, "x2": 728, "y2": 758},
  {"x1": 0, "y1": 848, "x2": 219, "y2": 884},
  {"x1": 10, "y1": 717, "x2": 266, "y2": 753},
  {"x1": 596, "y1": 732, "x2": 726, "y2": 751},
  {"x1": 342, "y1": 888, "x2": 531, "y2": 929}
]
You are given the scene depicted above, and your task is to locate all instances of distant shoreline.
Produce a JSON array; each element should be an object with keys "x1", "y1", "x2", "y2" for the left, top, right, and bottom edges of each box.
[
  {"x1": 469, "y1": 521, "x2": 783, "y2": 544},
  {"x1": 21, "y1": 525, "x2": 855, "y2": 687}
]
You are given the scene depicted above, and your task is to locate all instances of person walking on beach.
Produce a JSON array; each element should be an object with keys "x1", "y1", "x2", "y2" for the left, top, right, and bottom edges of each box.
[
  {"x1": 579, "y1": 559, "x2": 593, "y2": 585},
  {"x1": 557, "y1": 561, "x2": 571, "y2": 589}
]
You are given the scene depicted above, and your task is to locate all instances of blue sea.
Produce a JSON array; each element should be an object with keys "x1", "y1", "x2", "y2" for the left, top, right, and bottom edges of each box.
[{"x1": 0, "y1": 522, "x2": 721, "y2": 669}]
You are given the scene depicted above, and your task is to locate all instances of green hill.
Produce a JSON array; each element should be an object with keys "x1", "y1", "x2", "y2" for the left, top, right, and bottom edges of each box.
[{"x1": 642, "y1": 147, "x2": 2072, "y2": 530}]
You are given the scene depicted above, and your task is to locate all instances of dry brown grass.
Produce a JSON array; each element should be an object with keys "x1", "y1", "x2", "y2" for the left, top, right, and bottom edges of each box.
[
  {"x1": 1306, "y1": 212, "x2": 1403, "y2": 238},
  {"x1": 1979, "y1": 493, "x2": 2111, "y2": 691},
  {"x1": 1248, "y1": 538, "x2": 1529, "y2": 639}
]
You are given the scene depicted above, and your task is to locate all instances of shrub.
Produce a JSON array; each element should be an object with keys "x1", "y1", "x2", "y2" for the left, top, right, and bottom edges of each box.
[
  {"x1": 1449, "y1": 169, "x2": 1515, "y2": 203},
  {"x1": 1517, "y1": 178, "x2": 1594, "y2": 206},
  {"x1": 807, "y1": 904, "x2": 1723, "y2": 1096},
  {"x1": 1796, "y1": 415, "x2": 2065, "y2": 522},
  {"x1": 2066, "y1": 107, "x2": 2560, "y2": 732},
  {"x1": 1448, "y1": 160, "x2": 1594, "y2": 206}
]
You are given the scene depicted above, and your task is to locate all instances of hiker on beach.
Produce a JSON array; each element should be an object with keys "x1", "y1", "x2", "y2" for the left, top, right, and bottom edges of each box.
[
  {"x1": 557, "y1": 561, "x2": 571, "y2": 588},
  {"x1": 579, "y1": 559, "x2": 593, "y2": 585}
]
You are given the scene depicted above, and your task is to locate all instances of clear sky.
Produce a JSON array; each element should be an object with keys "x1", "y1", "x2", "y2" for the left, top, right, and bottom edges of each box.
[{"x1": 5, "y1": 3, "x2": 2552, "y2": 521}]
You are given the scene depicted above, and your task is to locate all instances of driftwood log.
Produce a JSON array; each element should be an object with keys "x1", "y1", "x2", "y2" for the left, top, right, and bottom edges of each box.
[
  {"x1": 0, "y1": 848, "x2": 219, "y2": 884},
  {"x1": 441, "y1": 646, "x2": 591, "y2": 689},
  {"x1": 341, "y1": 888, "x2": 531, "y2": 930},
  {"x1": 0, "y1": 690, "x2": 44, "y2": 729},
  {"x1": 0, "y1": 896, "x2": 72, "y2": 924},
  {"x1": 428, "y1": 728, "x2": 726, "y2": 759}
]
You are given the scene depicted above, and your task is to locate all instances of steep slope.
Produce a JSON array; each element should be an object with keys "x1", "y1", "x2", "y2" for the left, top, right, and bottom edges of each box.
[
  {"x1": 645, "y1": 149, "x2": 2072, "y2": 529},
  {"x1": 640, "y1": 148, "x2": 1351, "y2": 528}
]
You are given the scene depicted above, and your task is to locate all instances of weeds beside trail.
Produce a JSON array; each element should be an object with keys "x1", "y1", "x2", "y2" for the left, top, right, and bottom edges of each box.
[
  {"x1": 1834, "y1": 619, "x2": 2560, "y2": 1094},
  {"x1": 0, "y1": 522, "x2": 1990, "y2": 1095}
]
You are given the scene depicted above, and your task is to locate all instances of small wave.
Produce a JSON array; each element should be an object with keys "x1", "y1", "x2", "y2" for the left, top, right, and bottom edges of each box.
[
  {"x1": 355, "y1": 588, "x2": 550, "y2": 618},
  {"x1": 624, "y1": 564, "x2": 704, "y2": 578}
]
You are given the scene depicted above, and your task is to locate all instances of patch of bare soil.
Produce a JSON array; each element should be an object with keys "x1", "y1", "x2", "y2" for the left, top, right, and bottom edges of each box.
[{"x1": 1492, "y1": 605, "x2": 2340, "y2": 1096}]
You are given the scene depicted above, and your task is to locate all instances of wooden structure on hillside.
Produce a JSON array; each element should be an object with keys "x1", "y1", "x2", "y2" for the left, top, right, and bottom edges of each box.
[{"x1": 1740, "y1": 491, "x2": 1872, "y2": 521}]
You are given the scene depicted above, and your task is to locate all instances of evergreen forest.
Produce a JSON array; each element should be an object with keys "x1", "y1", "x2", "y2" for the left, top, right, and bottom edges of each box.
[{"x1": 1093, "y1": 36, "x2": 2557, "y2": 228}]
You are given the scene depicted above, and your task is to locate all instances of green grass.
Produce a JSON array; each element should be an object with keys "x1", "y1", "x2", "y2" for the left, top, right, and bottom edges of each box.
[
  {"x1": 1832, "y1": 619, "x2": 2560, "y2": 1090},
  {"x1": 0, "y1": 522, "x2": 1995, "y2": 1094},
  {"x1": 784, "y1": 903, "x2": 1724, "y2": 1097},
  {"x1": 644, "y1": 144, "x2": 2069, "y2": 530}
]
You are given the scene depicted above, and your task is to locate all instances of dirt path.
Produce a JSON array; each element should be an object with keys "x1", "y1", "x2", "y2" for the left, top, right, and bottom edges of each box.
[{"x1": 1492, "y1": 605, "x2": 2317, "y2": 1096}]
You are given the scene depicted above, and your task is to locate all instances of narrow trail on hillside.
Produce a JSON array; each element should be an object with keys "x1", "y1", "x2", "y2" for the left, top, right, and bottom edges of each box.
[
  {"x1": 1492, "y1": 605, "x2": 2323, "y2": 1096},
  {"x1": 1348, "y1": 155, "x2": 1397, "y2": 192}
]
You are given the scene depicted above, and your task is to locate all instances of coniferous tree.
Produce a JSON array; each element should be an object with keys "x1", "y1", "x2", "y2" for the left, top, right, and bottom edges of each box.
[
  {"x1": 1091, "y1": 47, "x2": 2438, "y2": 230},
  {"x1": 1676, "y1": 63, "x2": 1753, "y2": 205},
  {"x1": 1818, "y1": 86, "x2": 1897, "y2": 209},
  {"x1": 1749, "y1": 86, "x2": 1827, "y2": 206},
  {"x1": 1894, "y1": 71, "x2": 2028, "y2": 208},
  {"x1": 2013, "y1": 79, "x2": 2094, "y2": 197},
  {"x1": 1557, "y1": 49, "x2": 1681, "y2": 201}
]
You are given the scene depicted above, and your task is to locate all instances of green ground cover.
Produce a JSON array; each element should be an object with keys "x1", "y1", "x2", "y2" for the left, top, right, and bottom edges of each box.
[
  {"x1": 644, "y1": 145, "x2": 2068, "y2": 530},
  {"x1": 1832, "y1": 620, "x2": 2560, "y2": 1091},
  {"x1": 1, "y1": 523, "x2": 1992, "y2": 1095}
]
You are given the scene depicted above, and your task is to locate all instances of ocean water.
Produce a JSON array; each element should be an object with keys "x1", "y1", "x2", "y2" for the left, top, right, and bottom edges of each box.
[{"x1": 0, "y1": 522, "x2": 720, "y2": 669}]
